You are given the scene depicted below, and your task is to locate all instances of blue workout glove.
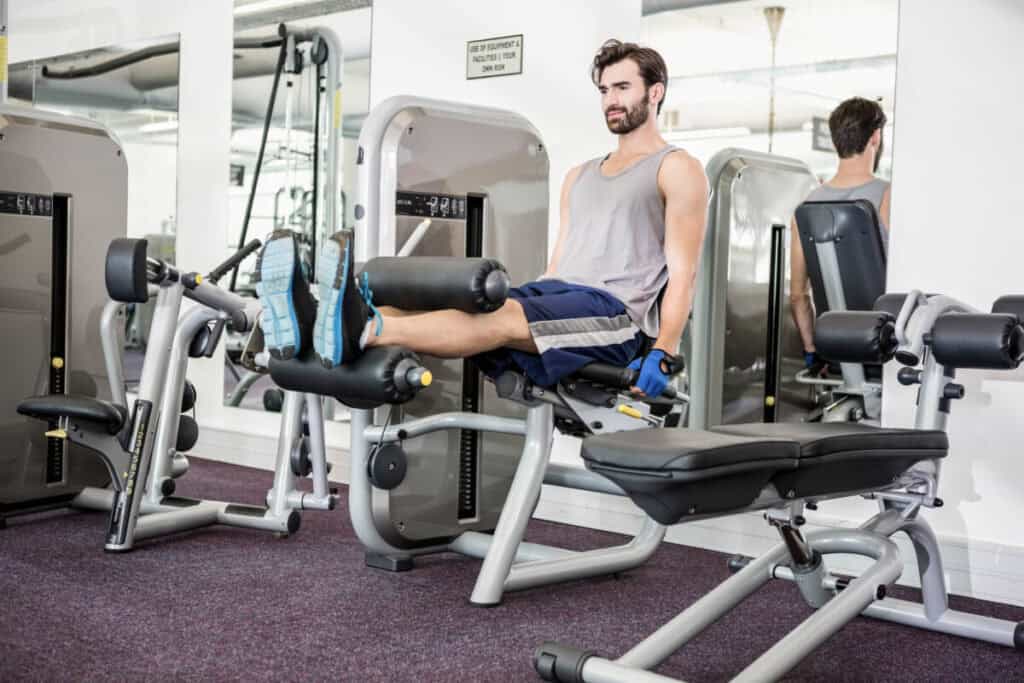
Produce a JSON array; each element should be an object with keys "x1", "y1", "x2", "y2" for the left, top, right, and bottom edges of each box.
[{"x1": 627, "y1": 349, "x2": 670, "y2": 397}]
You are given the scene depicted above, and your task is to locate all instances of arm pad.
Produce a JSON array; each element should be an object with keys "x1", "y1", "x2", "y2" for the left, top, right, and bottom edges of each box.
[
  {"x1": 269, "y1": 346, "x2": 427, "y2": 408},
  {"x1": 931, "y1": 313, "x2": 1024, "y2": 370},
  {"x1": 361, "y1": 257, "x2": 510, "y2": 313},
  {"x1": 814, "y1": 311, "x2": 897, "y2": 364}
]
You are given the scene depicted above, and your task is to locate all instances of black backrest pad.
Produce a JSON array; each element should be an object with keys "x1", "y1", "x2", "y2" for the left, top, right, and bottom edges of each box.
[
  {"x1": 814, "y1": 310, "x2": 897, "y2": 364},
  {"x1": 105, "y1": 238, "x2": 149, "y2": 303},
  {"x1": 360, "y1": 257, "x2": 509, "y2": 313},
  {"x1": 795, "y1": 200, "x2": 886, "y2": 314},
  {"x1": 931, "y1": 313, "x2": 1024, "y2": 370}
]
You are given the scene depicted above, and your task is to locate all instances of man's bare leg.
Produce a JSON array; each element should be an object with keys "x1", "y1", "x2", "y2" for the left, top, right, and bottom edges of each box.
[{"x1": 365, "y1": 300, "x2": 538, "y2": 358}]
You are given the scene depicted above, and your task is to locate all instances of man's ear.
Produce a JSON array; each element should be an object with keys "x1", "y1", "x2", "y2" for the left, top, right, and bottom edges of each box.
[
  {"x1": 650, "y1": 82, "x2": 665, "y2": 109},
  {"x1": 870, "y1": 128, "x2": 882, "y2": 147}
]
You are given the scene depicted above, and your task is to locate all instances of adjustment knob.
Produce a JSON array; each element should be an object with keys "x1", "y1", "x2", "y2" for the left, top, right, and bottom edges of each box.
[
  {"x1": 943, "y1": 383, "x2": 965, "y2": 400},
  {"x1": 898, "y1": 368, "x2": 922, "y2": 386}
]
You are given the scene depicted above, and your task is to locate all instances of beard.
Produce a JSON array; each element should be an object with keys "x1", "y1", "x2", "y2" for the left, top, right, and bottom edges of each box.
[{"x1": 605, "y1": 96, "x2": 651, "y2": 135}]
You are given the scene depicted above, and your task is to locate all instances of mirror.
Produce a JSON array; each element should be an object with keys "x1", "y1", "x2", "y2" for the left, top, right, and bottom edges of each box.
[
  {"x1": 9, "y1": 35, "x2": 181, "y2": 394},
  {"x1": 643, "y1": 1, "x2": 898, "y2": 424},
  {"x1": 222, "y1": 8, "x2": 371, "y2": 416}
]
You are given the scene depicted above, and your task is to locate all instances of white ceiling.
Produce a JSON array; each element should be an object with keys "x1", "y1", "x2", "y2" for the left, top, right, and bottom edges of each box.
[{"x1": 643, "y1": 0, "x2": 899, "y2": 133}]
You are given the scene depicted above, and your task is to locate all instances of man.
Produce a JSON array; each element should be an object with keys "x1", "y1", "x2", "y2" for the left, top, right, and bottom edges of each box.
[
  {"x1": 791, "y1": 96, "x2": 890, "y2": 372},
  {"x1": 256, "y1": 39, "x2": 708, "y2": 398}
]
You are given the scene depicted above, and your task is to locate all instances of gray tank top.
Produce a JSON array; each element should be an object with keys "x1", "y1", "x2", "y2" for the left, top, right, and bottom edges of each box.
[
  {"x1": 547, "y1": 145, "x2": 679, "y2": 337},
  {"x1": 804, "y1": 178, "x2": 890, "y2": 253}
]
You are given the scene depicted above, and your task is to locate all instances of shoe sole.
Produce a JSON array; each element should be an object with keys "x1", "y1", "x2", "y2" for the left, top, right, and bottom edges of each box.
[
  {"x1": 314, "y1": 238, "x2": 349, "y2": 369},
  {"x1": 255, "y1": 237, "x2": 300, "y2": 361}
]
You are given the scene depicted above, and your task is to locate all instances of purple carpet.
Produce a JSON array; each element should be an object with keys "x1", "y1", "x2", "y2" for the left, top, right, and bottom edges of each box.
[{"x1": 1, "y1": 457, "x2": 1021, "y2": 682}]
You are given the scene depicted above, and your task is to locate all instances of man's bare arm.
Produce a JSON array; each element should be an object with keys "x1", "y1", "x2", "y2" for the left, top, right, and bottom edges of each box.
[
  {"x1": 543, "y1": 165, "x2": 584, "y2": 277},
  {"x1": 879, "y1": 184, "x2": 892, "y2": 232},
  {"x1": 654, "y1": 152, "x2": 709, "y2": 355},
  {"x1": 789, "y1": 217, "x2": 816, "y2": 352}
]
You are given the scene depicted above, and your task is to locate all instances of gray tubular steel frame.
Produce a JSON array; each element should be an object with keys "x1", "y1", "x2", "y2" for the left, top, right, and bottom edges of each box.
[
  {"x1": 62, "y1": 273, "x2": 336, "y2": 551},
  {"x1": 541, "y1": 294, "x2": 1021, "y2": 683},
  {"x1": 347, "y1": 96, "x2": 666, "y2": 605}
]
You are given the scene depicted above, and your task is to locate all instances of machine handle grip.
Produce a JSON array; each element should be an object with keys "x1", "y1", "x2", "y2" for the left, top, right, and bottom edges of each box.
[{"x1": 208, "y1": 239, "x2": 262, "y2": 284}]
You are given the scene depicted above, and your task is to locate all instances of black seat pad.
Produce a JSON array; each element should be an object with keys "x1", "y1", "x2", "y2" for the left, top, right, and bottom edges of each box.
[
  {"x1": 712, "y1": 422, "x2": 948, "y2": 498},
  {"x1": 18, "y1": 395, "x2": 127, "y2": 435},
  {"x1": 581, "y1": 430, "x2": 799, "y2": 524},
  {"x1": 582, "y1": 429, "x2": 799, "y2": 473}
]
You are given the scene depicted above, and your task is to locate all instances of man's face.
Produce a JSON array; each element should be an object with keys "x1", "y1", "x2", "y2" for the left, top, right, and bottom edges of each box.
[{"x1": 598, "y1": 59, "x2": 652, "y2": 135}]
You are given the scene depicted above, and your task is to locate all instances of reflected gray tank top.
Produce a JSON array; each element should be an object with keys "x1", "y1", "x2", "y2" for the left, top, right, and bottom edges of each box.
[
  {"x1": 548, "y1": 145, "x2": 679, "y2": 337},
  {"x1": 805, "y1": 178, "x2": 890, "y2": 253}
]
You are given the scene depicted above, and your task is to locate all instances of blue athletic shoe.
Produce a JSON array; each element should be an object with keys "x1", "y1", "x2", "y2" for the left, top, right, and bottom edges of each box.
[
  {"x1": 314, "y1": 230, "x2": 381, "y2": 368},
  {"x1": 254, "y1": 230, "x2": 316, "y2": 361}
]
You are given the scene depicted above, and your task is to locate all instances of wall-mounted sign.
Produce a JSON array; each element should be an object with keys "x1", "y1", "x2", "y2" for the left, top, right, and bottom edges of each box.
[
  {"x1": 230, "y1": 163, "x2": 245, "y2": 187},
  {"x1": 467, "y1": 34, "x2": 523, "y2": 80},
  {"x1": 811, "y1": 116, "x2": 835, "y2": 153}
]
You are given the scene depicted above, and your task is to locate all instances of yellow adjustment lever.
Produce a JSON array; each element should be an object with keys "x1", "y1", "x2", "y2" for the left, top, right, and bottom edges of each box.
[
  {"x1": 420, "y1": 370, "x2": 433, "y2": 387},
  {"x1": 45, "y1": 428, "x2": 67, "y2": 440},
  {"x1": 765, "y1": 396, "x2": 776, "y2": 407},
  {"x1": 51, "y1": 357, "x2": 64, "y2": 369},
  {"x1": 617, "y1": 405, "x2": 644, "y2": 420}
]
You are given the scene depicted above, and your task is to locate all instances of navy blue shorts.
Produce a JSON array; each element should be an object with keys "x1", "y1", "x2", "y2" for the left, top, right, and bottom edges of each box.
[{"x1": 473, "y1": 279, "x2": 646, "y2": 387}]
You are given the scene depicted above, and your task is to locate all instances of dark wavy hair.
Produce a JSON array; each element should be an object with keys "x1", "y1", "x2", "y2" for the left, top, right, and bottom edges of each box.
[
  {"x1": 591, "y1": 39, "x2": 669, "y2": 114},
  {"x1": 829, "y1": 97, "x2": 887, "y2": 158}
]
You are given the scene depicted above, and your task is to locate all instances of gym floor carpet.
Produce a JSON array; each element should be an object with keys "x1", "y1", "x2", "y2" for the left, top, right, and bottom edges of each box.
[{"x1": 2, "y1": 457, "x2": 1021, "y2": 681}]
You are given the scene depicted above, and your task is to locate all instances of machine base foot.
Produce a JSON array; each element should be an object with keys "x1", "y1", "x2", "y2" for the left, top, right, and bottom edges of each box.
[
  {"x1": 365, "y1": 552, "x2": 414, "y2": 572},
  {"x1": 534, "y1": 642, "x2": 596, "y2": 683}
]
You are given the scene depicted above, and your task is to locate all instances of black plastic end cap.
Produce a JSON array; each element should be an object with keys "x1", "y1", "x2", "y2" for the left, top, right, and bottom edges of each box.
[
  {"x1": 161, "y1": 478, "x2": 176, "y2": 497},
  {"x1": 1014, "y1": 621, "x2": 1024, "y2": 651},
  {"x1": 286, "y1": 510, "x2": 301, "y2": 535},
  {"x1": 534, "y1": 642, "x2": 597, "y2": 683}
]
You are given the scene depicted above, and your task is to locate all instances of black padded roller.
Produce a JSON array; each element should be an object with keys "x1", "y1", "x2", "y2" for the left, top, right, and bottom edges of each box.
[
  {"x1": 814, "y1": 311, "x2": 897, "y2": 364},
  {"x1": 992, "y1": 295, "x2": 1024, "y2": 323},
  {"x1": 360, "y1": 257, "x2": 509, "y2": 313},
  {"x1": 931, "y1": 313, "x2": 1024, "y2": 370},
  {"x1": 105, "y1": 238, "x2": 149, "y2": 303},
  {"x1": 269, "y1": 346, "x2": 428, "y2": 408}
]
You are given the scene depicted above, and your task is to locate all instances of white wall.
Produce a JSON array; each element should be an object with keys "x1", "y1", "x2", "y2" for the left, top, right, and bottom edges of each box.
[
  {"x1": 877, "y1": 0, "x2": 1024, "y2": 603},
  {"x1": 370, "y1": 0, "x2": 642, "y2": 240}
]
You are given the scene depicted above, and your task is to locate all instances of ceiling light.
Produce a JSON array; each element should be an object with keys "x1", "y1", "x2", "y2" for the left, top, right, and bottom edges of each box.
[
  {"x1": 138, "y1": 120, "x2": 179, "y2": 134},
  {"x1": 234, "y1": 0, "x2": 317, "y2": 16}
]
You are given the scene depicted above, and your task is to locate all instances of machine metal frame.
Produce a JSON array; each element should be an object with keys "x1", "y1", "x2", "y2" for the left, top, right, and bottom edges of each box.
[
  {"x1": 535, "y1": 293, "x2": 1023, "y2": 683},
  {"x1": 346, "y1": 96, "x2": 670, "y2": 605},
  {"x1": 24, "y1": 245, "x2": 337, "y2": 552}
]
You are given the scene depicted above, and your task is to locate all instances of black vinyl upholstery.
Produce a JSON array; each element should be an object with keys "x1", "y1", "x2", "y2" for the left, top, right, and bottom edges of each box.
[
  {"x1": 931, "y1": 313, "x2": 1024, "y2": 370},
  {"x1": 814, "y1": 311, "x2": 896, "y2": 364},
  {"x1": 18, "y1": 395, "x2": 127, "y2": 434},
  {"x1": 269, "y1": 345, "x2": 423, "y2": 408},
  {"x1": 795, "y1": 200, "x2": 887, "y2": 315},
  {"x1": 583, "y1": 422, "x2": 947, "y2": 525},
  {"x1": 581, "y1": 431, "x2": 798, "y2": 524},
  {"x1": 361, "y1": 257, "x2": 509, "y2": 313}
]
